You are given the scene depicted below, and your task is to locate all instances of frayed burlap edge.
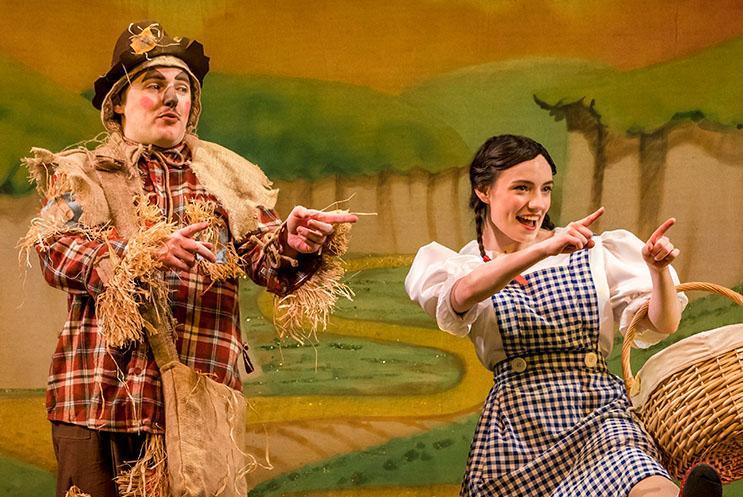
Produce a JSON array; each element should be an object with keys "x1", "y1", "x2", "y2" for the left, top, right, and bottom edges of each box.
[
  {"x1": 184, "y1": 199, "x2": 245, "y2": 282},
  {"x1": 96, "y1": 199, "x2": 176, "y2": 348},
  {"x1": 272, "y1": 220, "x2": 354, "y2": 343},
  {"x1": 18, "y1": 141, "x2": 117, "y2": 267},
  {"x1": 115, "y1": 433, "x2": 169, "y2": 497},
  {"x1": 23, "y1": 148, "x2": 79, "y2": 199}
]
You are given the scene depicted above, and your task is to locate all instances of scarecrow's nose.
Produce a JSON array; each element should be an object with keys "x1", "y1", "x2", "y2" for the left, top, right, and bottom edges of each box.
[{"x1": 163, "y1": 86, "x2": 177, "y2": 108}]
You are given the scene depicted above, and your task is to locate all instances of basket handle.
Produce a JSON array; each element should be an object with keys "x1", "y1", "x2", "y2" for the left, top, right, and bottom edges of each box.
[{"x1": 621, "y1": 281, "x2": 743, "y2": 396}]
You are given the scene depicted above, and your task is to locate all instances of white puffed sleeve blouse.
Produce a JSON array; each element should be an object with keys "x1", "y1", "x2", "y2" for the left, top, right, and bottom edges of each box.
[{"x1": 404, "y1": 229, "x2": 688, "y2": 370}]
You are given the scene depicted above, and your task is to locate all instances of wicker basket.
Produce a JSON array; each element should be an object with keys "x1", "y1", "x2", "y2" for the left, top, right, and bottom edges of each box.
[{"x1": 621, "y1": 282, "x2": 743, "y2": 482}]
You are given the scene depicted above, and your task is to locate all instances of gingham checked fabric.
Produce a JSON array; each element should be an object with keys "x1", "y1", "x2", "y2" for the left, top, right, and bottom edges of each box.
[
  {"x1": 461, "y1": 249, "x2": 669, "y2": 496},
  {"x1": 38, "y1": 144, "x2": 316, "y2": 433}
]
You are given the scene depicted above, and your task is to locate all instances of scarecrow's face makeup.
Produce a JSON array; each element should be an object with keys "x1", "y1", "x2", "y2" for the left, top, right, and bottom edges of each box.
[
  {"x1": 475, "y1": 155, "x2": 553, "y2": 250},
  {"x1": 114, "y1": 67, "x2": 192, "y2": 148}
]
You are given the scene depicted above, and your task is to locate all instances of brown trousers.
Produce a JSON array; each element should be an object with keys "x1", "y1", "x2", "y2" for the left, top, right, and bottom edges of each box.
[{"x1": 51, "y1": 422, "x2": 147, "y2": 497}]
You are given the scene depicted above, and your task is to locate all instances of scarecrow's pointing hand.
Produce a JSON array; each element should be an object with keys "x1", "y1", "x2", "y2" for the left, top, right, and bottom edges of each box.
[
  {"x1": 285, "y1": 206, "x2": 358, "y2": 255},
  {"x1": 157, "y1": 222, "x2": 216, "y2": 272}
]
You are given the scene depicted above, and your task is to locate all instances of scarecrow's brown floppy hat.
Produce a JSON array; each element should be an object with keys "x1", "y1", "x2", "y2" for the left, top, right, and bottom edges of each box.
[{"x1": 92, "y1": 20, "x2": 210, "y2": 110}]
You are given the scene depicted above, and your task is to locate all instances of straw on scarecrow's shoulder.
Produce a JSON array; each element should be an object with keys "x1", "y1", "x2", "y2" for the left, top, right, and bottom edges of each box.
[
  {"x1": 18, "y1": 143, "x2": 114, "y2": 264},
  {"x1": 19, "y1": 141, "x2": 176, "y2": 349}
]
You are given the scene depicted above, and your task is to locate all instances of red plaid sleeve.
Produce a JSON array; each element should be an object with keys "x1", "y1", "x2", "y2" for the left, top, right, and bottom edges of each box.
[
  {"x1": 34, "y1": 187, "x2": 128, "y2": 296},
  {"x1": 235, "y1": 207, "x2": 321, "y2": 296},
  {"x1": 37, "y1": 235, "x2": 127, "y2": 296}
]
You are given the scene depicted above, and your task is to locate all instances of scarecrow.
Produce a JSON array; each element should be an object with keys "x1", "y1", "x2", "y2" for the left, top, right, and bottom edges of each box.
[{"x1": 21, "y1": 20, "x2": 357, "y2": 497}]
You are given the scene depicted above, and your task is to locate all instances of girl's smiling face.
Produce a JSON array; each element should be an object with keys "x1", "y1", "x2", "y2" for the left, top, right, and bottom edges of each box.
[{"x1": 475, "y1": 155, "x2": 554, "y2": 251}]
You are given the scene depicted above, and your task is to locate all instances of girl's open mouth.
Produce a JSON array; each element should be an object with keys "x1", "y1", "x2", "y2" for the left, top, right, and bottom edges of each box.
[{"x1": 516, "y1": 215, "x2": 539, "y2": 229}]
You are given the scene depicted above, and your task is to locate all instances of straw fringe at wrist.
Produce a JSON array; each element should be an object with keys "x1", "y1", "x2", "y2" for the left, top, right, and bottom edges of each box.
[
  {"x1": 184, "y1": 199, "x2": 245, "y2": 281},
  {"x1": 97, "y1": 199, "x2": 176, "y2": 348},
  {"x1": 273, "y1": 219, "x2": 354, "y2": 343}
]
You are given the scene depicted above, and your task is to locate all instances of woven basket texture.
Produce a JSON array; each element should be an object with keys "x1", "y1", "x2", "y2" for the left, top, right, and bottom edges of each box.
[{"x1": 621, "y1": 282, "x2": 743, "y2": 482}]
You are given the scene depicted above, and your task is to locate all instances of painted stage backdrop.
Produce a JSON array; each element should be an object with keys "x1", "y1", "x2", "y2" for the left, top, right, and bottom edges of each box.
[{"x1": 1, "y1": 1, "x2": 742, "y2": 495}]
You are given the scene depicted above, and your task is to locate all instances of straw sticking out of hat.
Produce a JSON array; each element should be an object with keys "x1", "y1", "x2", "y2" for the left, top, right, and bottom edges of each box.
[{"x1": 92, "y1": 21, "x2": 209, "y2": 110}]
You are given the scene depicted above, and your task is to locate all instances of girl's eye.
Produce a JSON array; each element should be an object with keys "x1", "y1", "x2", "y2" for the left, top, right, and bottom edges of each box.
[
  {"x1": 514, "y1": 185, "x2": 528, "y2": 191},
  {"x1": 543, "y1": 186, "x2": 553, "y2": 192}
]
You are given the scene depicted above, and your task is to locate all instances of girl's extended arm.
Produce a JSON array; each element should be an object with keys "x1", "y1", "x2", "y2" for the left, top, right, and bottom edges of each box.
[{"x1": 451, "y1": 208, "x2": 605, "y2": 313}]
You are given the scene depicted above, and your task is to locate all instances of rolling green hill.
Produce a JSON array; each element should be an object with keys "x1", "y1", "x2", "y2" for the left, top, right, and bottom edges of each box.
[
  {"x1": 2, "y1": 69, "x2": 472, "y2": 194},
  {"x1": 536, "y1": 37, "x2": 743, "y2": 133},
  {"x1": 0, "y1": 55, "x2": 100, "y2": 195},
  {"x1": 198, "y1": 74, "x2": 471, "y2": 180},
  {"x1": 401, "y1": 59, "x2": 613, "y2": 224},
  {"x1": 401, "y1": 58, "x2": 611, "y2": 154}
]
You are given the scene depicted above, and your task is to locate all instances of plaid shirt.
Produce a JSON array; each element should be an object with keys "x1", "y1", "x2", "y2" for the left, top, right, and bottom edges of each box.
[{"x1": 38, "y1": 145, "x2": 315, "y2": 433}]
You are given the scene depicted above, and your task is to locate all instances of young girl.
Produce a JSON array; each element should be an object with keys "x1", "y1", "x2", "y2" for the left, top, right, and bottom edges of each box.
[{"x1": 405, "y1": 135, "x2": 722, "y2": 497}]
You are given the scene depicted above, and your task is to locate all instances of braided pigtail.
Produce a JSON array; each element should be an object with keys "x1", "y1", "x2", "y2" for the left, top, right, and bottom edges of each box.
[{"x1": 471, "y1": 197, "x2": 488, "y2": 260}]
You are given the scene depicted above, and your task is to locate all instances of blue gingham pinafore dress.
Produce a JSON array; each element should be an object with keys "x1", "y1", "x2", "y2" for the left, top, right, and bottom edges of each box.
[{"x1": 461, "y1": 249, "x2": 669, "y2": 497}]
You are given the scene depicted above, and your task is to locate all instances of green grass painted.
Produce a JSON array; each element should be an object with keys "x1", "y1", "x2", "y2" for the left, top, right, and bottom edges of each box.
[
  {"x1": 536, "y1": 37, "x2": 743, "y2": 133},
  {"x1": 0, "y1": 454, "x2": 55, "y2": 497},
  {"x1": 402, "y1": 58, "x2": 608, "y2": 152},
  {"x1": 243, "y1": 334, "x2": 462, "y2": 397},
  {"x1": 239, "y1": 280, "x2": 461, "y2": 397},
  {"x1": 0, "y1": 55, "x2": 100, "y2": 195},
  {"x1": 335, "y1": 266, "x2": 437, "y2": 329},
  {"x1": 199, "y1": 74, "x2": 471, "y2": 181},
  {"x1": 249, "y1": 414, "x2": 478, "y2": 496}
]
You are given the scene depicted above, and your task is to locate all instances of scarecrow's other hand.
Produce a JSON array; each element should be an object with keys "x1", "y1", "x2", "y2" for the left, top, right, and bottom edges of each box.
[
  {"x1": 156, "y1": 222, "x2": 216, "y2": 272},
  {"x1": 285, "y1": 206, "x2": 358, "y2": 255},
  {"x1": 642, "y1": 218, "x2": 679, "y2": 271}
]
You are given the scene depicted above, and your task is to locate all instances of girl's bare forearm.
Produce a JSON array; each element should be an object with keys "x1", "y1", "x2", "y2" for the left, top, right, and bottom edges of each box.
[
  {"x1": 451, "y1": 243, "x2": 548, "y2": 313},
  {"x1": 646, "y1": 266, "x2": 682, "y2": 334}
]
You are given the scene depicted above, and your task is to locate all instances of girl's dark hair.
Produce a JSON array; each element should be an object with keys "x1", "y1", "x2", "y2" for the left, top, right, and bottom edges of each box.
[{"x1": 469, "y1": 134, "x2": 557, "y2": 259}]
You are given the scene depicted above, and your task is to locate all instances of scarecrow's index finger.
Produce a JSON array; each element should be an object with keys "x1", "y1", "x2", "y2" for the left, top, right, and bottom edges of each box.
[
  {"x1": 577, "y1": 207, "x2": 605, "y2": 228},
  {"x1": 309, "y1": 212, "x2": 359, "y2": 225},
  {"x1": 649, "y1": 218, "x2": 676, "y2": 244},
  {"x1": 178, "y1": 222, "x2": 210, "y2": 238}
]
